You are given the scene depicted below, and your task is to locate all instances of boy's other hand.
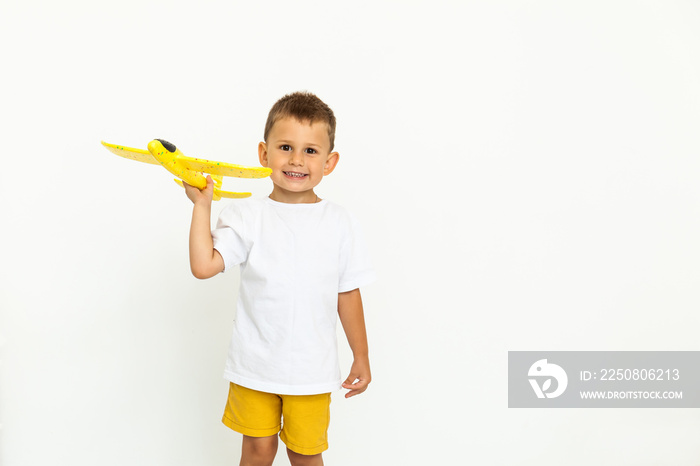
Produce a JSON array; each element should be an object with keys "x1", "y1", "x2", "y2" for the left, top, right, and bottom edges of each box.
[
  {"x1": 342, "y1": 357, "x2": 371, "y2": 398},
  {"x1": 184, "y1": 175, "x2": 214, "y2": 205}
]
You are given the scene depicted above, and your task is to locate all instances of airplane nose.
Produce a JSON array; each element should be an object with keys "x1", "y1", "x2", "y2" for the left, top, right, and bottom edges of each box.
[{"x1": 155, "y1": 139, "x2": 177, "y2": 153}]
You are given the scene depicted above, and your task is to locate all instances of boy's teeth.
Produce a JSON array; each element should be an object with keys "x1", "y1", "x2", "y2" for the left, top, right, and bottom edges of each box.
[{"x1": 286, "y1": 172, "x2": 305, "y2": 178}]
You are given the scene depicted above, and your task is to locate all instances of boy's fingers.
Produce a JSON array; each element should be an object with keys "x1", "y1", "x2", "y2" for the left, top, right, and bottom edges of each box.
[
  {"x1": 343, "y1": 372, "x2": 371, "y2": 385},
  {"x1": 343, "y1": 375, "x2": 366, "y2": 385},
  {"x1": 342, "y1": 376, "x2": 369, "y2": 398},
  {"x1": 344, "y1": 382, "x2": 369, "y2": 398},
  {"x1": 343, "y1": 374, "x2": 358, "y2": 386}
]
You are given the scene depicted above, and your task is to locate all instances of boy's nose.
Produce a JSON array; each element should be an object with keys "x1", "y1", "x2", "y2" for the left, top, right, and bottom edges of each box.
[{"x1": 289, "y1": 150, "x2": 304, "y2": 166}]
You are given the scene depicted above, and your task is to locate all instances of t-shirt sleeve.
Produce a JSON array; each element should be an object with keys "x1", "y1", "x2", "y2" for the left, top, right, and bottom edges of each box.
[
  {"x1": 211, "y1": 203, "x2": 249, "y2": 272},
  {"x1": 338, "y1": 212, "x2": 376, "y2": 293}
]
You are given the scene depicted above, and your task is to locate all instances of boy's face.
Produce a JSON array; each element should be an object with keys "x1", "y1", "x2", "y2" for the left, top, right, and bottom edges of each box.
[{"x1": 258, "y1": 117, "x2": 339, "y2": 203}]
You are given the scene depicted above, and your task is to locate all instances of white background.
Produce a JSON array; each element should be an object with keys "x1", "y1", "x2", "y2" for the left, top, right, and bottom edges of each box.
[{"x1": 2, "y1": 1, "x2": 700, "y2": 465}]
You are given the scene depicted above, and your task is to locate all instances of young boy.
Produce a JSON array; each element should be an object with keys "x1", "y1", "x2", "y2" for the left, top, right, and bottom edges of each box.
[{"x1": 184, "y1": 92, "x2": 375, "y2": 466}]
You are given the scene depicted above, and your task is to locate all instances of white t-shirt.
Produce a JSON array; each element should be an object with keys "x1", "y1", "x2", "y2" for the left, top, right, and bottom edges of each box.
[{"x1": 212, "y1": 197, "x2": 375, "y2": 395}]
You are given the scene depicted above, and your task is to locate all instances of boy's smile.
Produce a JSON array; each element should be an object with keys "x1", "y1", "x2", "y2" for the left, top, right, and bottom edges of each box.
[{"x1": 259, "y1": 117, "x2": 339, "y2": 204}]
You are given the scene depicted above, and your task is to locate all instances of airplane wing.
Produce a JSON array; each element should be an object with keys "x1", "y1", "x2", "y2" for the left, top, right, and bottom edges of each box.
[
  {"x1": 101, "y1": 141, "x2": 160, "y2": 165},
  {"x1": 177, "y1": 154, "x2": 272, "y2": 179}
]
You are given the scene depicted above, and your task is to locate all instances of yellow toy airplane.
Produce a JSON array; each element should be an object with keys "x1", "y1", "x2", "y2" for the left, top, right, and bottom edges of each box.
[{"x1": 101, "y1": 139, "x2": 272, "y2": 200}]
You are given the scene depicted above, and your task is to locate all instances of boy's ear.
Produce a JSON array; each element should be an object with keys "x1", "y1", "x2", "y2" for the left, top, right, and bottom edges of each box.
[
  {"x1": 258, "y1": 142, "x2": 269, "y2": 167},
  {"x1": 324, "y1": 151, "x2": 340, "y2": 176}
]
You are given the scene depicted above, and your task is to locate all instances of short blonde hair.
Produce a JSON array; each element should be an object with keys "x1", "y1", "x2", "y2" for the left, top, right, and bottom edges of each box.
[{"x1": 264, "y1": 91, "x2": 337, "y2": 151}]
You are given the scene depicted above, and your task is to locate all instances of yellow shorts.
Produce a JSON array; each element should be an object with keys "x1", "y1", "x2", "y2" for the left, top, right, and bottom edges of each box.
[{"x1": 222, "y1": 383, "x2": 331, "y2": 456}]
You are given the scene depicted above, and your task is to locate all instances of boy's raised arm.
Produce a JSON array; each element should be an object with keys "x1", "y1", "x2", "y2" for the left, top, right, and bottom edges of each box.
[
  {"x1": 338, "y1": 288, "x2": 371, "y2": 398},
  {"x1": 185, "y1": 176, "x2": 225, "y2": 279}
]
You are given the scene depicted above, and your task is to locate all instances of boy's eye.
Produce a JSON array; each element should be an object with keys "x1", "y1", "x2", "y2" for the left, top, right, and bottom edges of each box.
[
  {"x1": 280, "y1": 144, "x2": 292, "y2": 151},
  {"x1": 304, "y1": 148, "x2": 317, "y2": 155}
]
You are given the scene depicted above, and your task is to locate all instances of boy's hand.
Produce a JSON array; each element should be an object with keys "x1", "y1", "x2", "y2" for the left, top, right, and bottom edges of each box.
[
  {"x1": 184, "y1": 175, "x2": 214, "y2": 205},
  {"x1": 342, "y1": 357, "x2": 371, "y2": 398}
]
